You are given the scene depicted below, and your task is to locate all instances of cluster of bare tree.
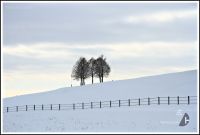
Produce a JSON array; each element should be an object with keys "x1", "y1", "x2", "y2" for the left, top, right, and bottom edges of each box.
[{"x1": 71, "y1": 55, "x2": 111, "y2": 86}]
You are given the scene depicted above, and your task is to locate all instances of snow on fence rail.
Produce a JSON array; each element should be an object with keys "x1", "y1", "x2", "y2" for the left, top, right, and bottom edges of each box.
[{"x1": 3, "y1": 96, "x2": 197, "y2": 113}]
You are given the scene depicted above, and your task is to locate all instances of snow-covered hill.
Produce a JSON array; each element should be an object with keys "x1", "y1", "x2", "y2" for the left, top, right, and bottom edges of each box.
[
  {"x1": 3, "y1": 70, "x2": 197, "y2": 106},
  {"x1": 3, "y1": 70, "x2": 198, "y2": 132}
]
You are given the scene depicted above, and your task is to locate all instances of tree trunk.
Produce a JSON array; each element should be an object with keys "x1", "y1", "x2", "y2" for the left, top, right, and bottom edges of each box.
[
  {"x1": 99, "y1": 75, "x2": 101, "y2": 83},
  {"x1": 92, "y1": 72, "x2": 93, "y2": 84},
  {"x1": 101, "y1": 66, "x2": 103, "y2": 83},
  {"x1": 80, "y1": 78, "x2": 82, "y2": 86},
  {"x1": 83, "y1": 78, "x2": 85, "y2": 85}
]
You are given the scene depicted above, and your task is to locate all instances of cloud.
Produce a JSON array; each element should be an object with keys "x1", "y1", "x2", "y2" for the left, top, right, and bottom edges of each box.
[
  {"x1": 3, "y1": 43, "x2": 72, "y2": 59},
  {"x1": 3, "y1": 3, "x2": 197, "y2": 45},
  {"x1": 123, "y1": 9, "x2": 196, "y2": 23},
  {"x1": 3, "y1": 41, "x2": 197, "y2": 60},
  {"x1": 3, "y1": 41, "x2": 197, "y2": 75}
]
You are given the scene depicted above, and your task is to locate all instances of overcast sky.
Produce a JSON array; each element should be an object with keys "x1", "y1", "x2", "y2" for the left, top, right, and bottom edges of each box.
[{"x1": 2, "y1": 2, "x2": 198, "y2": 97}]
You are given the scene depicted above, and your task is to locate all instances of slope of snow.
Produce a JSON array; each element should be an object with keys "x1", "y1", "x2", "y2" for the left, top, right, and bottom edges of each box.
[
  {"x1": 3, "y1": 70, "x2": 198, "y2": 132},
  {"x1": 3, "y1": 70, "x2": 197, "y2": 106}
]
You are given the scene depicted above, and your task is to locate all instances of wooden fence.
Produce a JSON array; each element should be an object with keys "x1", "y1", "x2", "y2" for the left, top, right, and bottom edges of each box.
[{"x1": 3, "y1": 96, "x2": 197, "y2": 113}]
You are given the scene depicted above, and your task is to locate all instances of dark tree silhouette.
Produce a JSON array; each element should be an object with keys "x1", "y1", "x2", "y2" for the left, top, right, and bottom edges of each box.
[
  {"x1": 71, "y1": 57, "x2": 90, "y2": 86},
  {"x1": 95, "y1": 55, "x2": 111, "y2": 83},
  {"x1": 89, "y1": 57, "x2": 96, "y2": 84}
]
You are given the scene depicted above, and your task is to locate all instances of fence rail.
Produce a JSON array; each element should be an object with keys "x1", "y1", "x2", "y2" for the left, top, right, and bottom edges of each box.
[{"x1": 3, "y1": 96, "x2": 197, "y2": 113}]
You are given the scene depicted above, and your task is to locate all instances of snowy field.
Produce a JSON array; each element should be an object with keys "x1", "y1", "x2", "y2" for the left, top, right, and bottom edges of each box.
[
  {"x1": 3, "y1": 104, "x2": 197, "y2": 132},
  {"x1": 3, "y1": 70, "x2": 198, "y2": 132}
]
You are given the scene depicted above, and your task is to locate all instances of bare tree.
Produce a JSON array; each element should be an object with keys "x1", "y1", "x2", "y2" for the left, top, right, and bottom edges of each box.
[
  {"x1": 71, "y1": 57, "x2": 89, "y2": 86},
  {"x1": 95, "y1": 55, "x2": 111, "y2": 83},
  {"x1": 89, "y1": 57, "x2": 96, "y2": 84}
]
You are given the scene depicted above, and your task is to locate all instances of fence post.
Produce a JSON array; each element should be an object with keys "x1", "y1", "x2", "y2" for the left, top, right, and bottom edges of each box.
[
  {"x1": 168, "y1": 96, "x2": 170, "y2": 105},
  {"x1": 128, "y1": 99, "x2": 130, "y2": 106},
  {"x1": 16, "y1": 106, "x2": 18, "y2": 112},
  {"x1": 188, "y1": 96, "x2": 190, "y2": 104},
  {"x1": 73, "y1": 104, "x2": 75, "y2": 110},
  {"x1": 59, "y1": 104, "x2": 60, "y2": 110},
  {"x1": 91, "y1": 102, "x2": 93, "y2": 109},
  {"x1": 119, "y1": 100, "x2": 121, "y2": 107},
  {"x1": 110, "y1": 101, "x2": 112, "y2": 108},
  {"x1": 148, "y1": 97, "x2": 150, "y2": 105},
  {"x1": 51, "y1": 104, "x2": 52, "y2": 110},
  {"x1": 42, "y1": 104, "x2": 43, "y2": 110},
  {"x1": 158, "y1": 97, "x2": 160, "y2": 105},
  {"x1": 82, "y1": 102, "x2": 84, "y2": 109},
  {"x1": 139, "y1": 98, "x2": 140, "y2": 106},
  {"x1": 7, "y1": 107, "x2": 9, "y2": 112},
  {"x1": 26, "y1": 105, "x2": 28, "y2": 111},
  {"x1": 100, "y1": 101, "x2": 101, "y2": 108},
  {"x1": 34, "y1": 105, "x2": 35, "y2": 111},
  {"x1": 177, "y1": 96, "x2": 179, "y2": 105}
]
